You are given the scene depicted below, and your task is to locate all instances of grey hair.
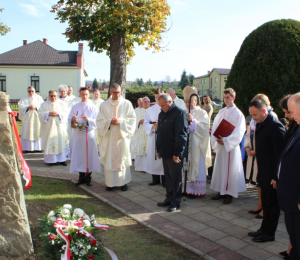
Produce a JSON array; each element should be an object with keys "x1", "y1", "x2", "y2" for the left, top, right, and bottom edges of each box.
[
  {"x1": 49, "y1": 89, "x2": 57, "y2": 95},
  {"x1": 142, "y1": 96, "x2": 150, "y2": 102},
  {"x1": 58, "y1": 84, "x2": 68, "y2": 92},
  {"x1": 290, "y1": 93, "x2": 300, "y2": 106},
  {"x1": 158, "y1": 93, "x2": 172, "y2": 103},
  {"x1": 166, "y1": 88, "x2": 176, "y2": 94},
  {"x1": 110, "y1": 83, "x2": 121, "y2": 90}
]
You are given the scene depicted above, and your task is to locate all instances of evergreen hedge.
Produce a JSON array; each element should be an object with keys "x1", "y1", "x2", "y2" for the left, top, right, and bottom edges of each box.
[
  {"x1": 125, "y1": 86, "x2": 183, "y2": 107},
  {"x1": 226, "y1": 19, "x2": 300, "y2": 117}
]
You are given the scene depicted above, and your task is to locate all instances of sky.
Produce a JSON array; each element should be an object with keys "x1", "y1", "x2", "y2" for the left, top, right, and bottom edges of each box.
[{"x1": 1, "y1": 0, "x2": 300, "y2": 82}]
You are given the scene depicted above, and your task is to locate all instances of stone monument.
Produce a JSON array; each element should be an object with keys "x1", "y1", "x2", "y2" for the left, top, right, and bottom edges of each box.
[{"x1": 0, "y1": 92, "x2": 34, "y2": 256}]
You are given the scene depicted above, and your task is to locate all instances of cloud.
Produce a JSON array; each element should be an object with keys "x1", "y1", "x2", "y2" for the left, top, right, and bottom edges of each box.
[
  {"x1": 18, "y1": 3, "x2": 42, "y2": 17},
  {"x1": 30, "y1": 0, "x2": 52, "y2": 10},
  {"x1": 168, "y1": 0, "x2": 188, "y2": 13}
]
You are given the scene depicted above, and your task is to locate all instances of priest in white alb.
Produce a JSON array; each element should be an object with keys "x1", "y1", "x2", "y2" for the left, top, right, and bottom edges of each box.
[
  {"x1": 97, "y1": 83, "x2": 136, "y2": 191},
  {"x1": 131, "y1": 97, "x2": 143, "y2": 156},
  {"x1": 92, "y1": 89, "x2": 104, "y2": 145},
  {"x1": 38, "y1": 90, "x2": 69, "y2": 165},
  {"x1": 166, "y1": 88, "x2": 186, "y2": 111},
  {"x1": 67, "y1": 85, "x2": 77, "y2": 101},
  {"x1": 144, "y1": 88, "x2": 165, "y2": 186},
  {"x1": 134, "y1": 96, "x2": 150, "y2": 171},
  {"x1": 182, "y1": 86, "x2": 211, "y2": 198},
  {"x1": 18, "y1": 86, "x2": 44, "y2": 152},
  {"x1": 69, "y1": 87, "x2": 101, "y2": 186},
  {"x1": 210, "y1": 88, "x2": 246, "y2": 204}
]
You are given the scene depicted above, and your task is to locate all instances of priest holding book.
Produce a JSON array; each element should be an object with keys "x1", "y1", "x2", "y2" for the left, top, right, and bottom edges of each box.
[{"x1": 210, "y1": 88, "x2": 246, "y2": 204}]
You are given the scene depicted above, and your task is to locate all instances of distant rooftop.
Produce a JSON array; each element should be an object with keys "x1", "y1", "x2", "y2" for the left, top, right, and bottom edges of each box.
[
  {"x1": 195, "y1": 68, "x2": 231, "y2": 79},
  {"x1": 0, "y1": 39, "x2": 78, "y2": 66}
]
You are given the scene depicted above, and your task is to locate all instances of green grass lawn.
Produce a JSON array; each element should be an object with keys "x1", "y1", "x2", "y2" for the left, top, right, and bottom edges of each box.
[{"x1": 24, "y1": 177, "x2": 199, "y2": 260}]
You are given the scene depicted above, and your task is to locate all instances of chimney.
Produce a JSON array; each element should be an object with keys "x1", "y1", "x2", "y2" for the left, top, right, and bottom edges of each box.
[
  {"x1": 23, "y1": 40, "x2": 27, "y2": 46},
  {"x1": 79, "y1": 43, "x2": 83, "y2": 48},
  {"x1": 43, "y1": 38, "x2": 48, "y2": 44},
  {"x1": 77, "y1": 43, "x2": 83, "y2": 68},
  {"x1": 207, "y1": 71, "x2": 211, "y2": 74}
]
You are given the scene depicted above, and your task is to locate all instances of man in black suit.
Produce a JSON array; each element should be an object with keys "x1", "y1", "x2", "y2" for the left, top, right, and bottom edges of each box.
[
  {"x1": 248, "y1": 100, "x2": 286, "y2": 242},
  {"x1": 277, "y1": 94, "x2": 300, "y2": 259},
  {"x1": 156, "y1": 93, "x2": 188, "y2": 212}
]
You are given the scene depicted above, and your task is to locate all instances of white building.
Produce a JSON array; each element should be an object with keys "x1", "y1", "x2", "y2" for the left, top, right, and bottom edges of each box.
[{"x1": 0, "y1": 39, "x2": 87, "y2": 99}]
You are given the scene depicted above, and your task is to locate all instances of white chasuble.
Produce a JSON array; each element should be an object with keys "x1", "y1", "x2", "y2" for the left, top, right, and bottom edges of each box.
[
  {"x1": 97, "y1": 97, "x2": 136, "y2": 187},
  {"x1": 18, "y1": 95, "x2": 44, "y2": 150},
  {"x1": 173, "y1": 96, "x2": 186, "y2": 111},
  {"x1": 143, "y1": 104, "x2": 164, "y2": 175},
  {"x1": 134, "y1": 108, "x2": 148, "y2": 171},
  {"x1": 210, "y1": 105, "x2": 246, "y2": 198},
  {"x1": 92, "y1": 98, "x2": 104, "y2": 145},
  {"x1": 131, "y1": 107, "x2": 142, "y2": 156},
  {"x1": 182, "y1": 107, "x2": 212, "y2": 196},
  {"x1": 68, "y1": 100, "x2": 101, "y2": 174},
  {"x1": 38, "y1": 100, "x2": 69, "y2": 157}
]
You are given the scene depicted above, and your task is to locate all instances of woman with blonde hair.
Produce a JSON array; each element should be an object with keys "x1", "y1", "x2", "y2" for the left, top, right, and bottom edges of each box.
[{"x1": 201, "y1": 95, "x2": 213, "y2": 118}]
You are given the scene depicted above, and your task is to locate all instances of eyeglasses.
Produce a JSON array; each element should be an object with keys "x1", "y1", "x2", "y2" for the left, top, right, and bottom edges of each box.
[
  {"x1": 144, "y1": 101, "x2": 150, "y2": 103},
  {"x1": 28, "y1": 91, "x2": 35, "y2": 93},
  {"x1": 112, "y1": 92, "x2": 120, "y2": 94},
  {"x1": 50, "y1": 95, "x2": 57, "y2": 97}
]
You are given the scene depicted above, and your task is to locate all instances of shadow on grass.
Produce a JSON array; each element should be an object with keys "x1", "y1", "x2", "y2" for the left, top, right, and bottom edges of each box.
[{"x1": 24, "y1": 176, "x2": 201, "y2": 260}]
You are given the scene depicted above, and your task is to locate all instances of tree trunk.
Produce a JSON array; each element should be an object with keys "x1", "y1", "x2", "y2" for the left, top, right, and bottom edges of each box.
[{"x1": 109, "y1": 32, "x2": 126, "y2": 98}]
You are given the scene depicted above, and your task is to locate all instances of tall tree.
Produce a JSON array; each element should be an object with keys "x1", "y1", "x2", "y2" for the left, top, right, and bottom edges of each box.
[
  {"x1": 146, "y1": 79, "x2": 152, "y2": 87},
  {"x1": 0, "y1": 8, "x2": 10, "y2": 36},
  {"x1": 188, "y1": 73, "x2": 195, "y2": 86},
  {"x1": 92, "y1": 78, "x2": 98, "y2": 89},
  {"x1": 51, "y1": 0, "x2": 170, "y2": 93},
  {"x1": 138, "y1": 78, "x2": 144, "y2": 87},
  {"x1": 179, "y1": 70, "x2": 190, "y2": 90}
]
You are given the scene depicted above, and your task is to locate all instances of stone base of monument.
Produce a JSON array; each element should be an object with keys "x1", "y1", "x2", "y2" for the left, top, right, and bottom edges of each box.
[{"x1": 0, "y1": 92, "x2": 34, "y2": 256}]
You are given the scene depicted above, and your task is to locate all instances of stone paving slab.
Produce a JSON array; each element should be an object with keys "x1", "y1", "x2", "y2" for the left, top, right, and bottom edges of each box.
[{"x1": 24, "y1": 152, "x2": 290, "y2": 260}]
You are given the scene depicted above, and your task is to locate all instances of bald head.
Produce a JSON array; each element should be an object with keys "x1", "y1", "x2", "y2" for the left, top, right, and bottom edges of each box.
[
  {"x1": 137, "y1": 98, "x2": 143, "y2": 108},
  {"x1": 166, "y1": 88, "x2": 176, "y2": 100},
  {"x1": 288, "y1": 93, "x2": 300, "y2": 124}
]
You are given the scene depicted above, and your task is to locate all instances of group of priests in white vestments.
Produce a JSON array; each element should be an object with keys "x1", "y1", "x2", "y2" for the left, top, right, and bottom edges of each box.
[{"x1": 18, "y1": 83, "x2": 246, "y2": 203}]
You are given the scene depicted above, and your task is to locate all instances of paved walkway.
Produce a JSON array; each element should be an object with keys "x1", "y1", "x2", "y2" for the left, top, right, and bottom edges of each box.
[{"x1": 25, "y1": 152, "x2": 289, "y2": 260}]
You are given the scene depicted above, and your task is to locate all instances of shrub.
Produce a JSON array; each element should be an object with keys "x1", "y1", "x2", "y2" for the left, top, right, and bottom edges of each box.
[{"x1": 226, "y1": 19, "x2": 300, "y2": 117}]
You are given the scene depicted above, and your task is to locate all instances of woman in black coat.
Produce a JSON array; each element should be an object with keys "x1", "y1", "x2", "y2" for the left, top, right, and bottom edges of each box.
[{"x1": 278, "y1": 94, "x2": 298, "y2": 259}]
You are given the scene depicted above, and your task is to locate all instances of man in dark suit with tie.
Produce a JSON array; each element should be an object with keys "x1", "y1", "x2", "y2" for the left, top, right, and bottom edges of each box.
[
  {"x1": 248, "y1": 100, "x2": 286, "y2": 242},
  {"x1": 277, "y1": 93, "x2": 300, "y2": 259}
]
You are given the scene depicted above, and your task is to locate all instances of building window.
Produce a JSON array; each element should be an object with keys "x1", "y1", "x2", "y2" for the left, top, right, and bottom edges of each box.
[
  {"x1": 31, "y1": 76, "x2": 40, "y2": 92},
  {"x1": 204, "y1": 79, "x2": 206, "y2": 84},
  {"x1": 215, "y1": 87, "x2": 218, "y2": 92},
  {"x1": 0, "y1": 76, "x2": 6, "y2": 92},
  {"x1": 204, "y1": 91, "x2": 206, "y2": 95},
  {"x1": 215, "y1": 77, "x2": 218, "y2": 83},
  {"x1": 201, "y1": 79, "x2": 203, "y2": 84}
]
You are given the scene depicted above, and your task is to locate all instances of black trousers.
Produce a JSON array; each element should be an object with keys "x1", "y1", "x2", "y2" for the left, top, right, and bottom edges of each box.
[
  {"x1": 152, "y1": 175, "x2": 165, "y2": 185},
  {"x1": 259, "y1": 186, "x2": 280, "y2": 236},
  {"x1": 162, "y1": 158, "x2": 182, "y2": 206},
  {"x1": 79, "y1": 172, "x2": 92, "y2": 181},
  {"x1": 288, "y1": 211, "x2": 300, "y2": 260}
]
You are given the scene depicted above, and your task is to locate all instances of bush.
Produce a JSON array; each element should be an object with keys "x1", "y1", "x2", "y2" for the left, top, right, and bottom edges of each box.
[
  {"x1": 226, "y1": 19, "x2": 300, "y2": 117},
  {"x1": 125, "y1": 86, "x2": 183, "y2": 107}
]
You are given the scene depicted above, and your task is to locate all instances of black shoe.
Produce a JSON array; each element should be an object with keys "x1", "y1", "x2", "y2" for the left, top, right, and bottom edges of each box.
[
  {"x1": 121, "y1": 185, "x2": 128, "y2": 191},
  {"x1": 188, "y1": 194, "x2": 196, "y2": 199},
  {"x1": 60, "y1": 161, "x2": 67, "y2": 166},
  {"x1": 157, "y1": 201, "x2": 171, "y2": 207},
  {"x1": 148, "y1": 182, "x2": 160, "y2": 186},
  {"x1": 106, "y1": 187, "x2": 113, "y2": 191},
  {"x1": 284, "y1": 256, "x2": 289, "y2": 260},
  {"x1": 279, "y1": 251, "x2": 289, "y2": 257},
  {"x1": 248, "y1": 230, "x2": 264, "y2": 237},
  {"x1": 75, "y1": 179, "x2": 86, "y2": 186},
  {"x1": 255, "y1": 214, "x2": 263, "y2": 219},
  {"x1": 252, "y1": 234, "x2": 275, "y2": 243},
  {"x1": 279, "y1": 251, "x2": 289, "y2": 256},
  {"x1": 167, "y1": 205, "x2": 180, "y2": 212},
  {"x1": 86, "y1": 180, "x2": 92, "y2": 186},
  {"x1": 248, "y1": 208, "x2": 262, "y2": 214},
  {"x1": 48, "y1": 163, "x2": 56, "y2": 166}
]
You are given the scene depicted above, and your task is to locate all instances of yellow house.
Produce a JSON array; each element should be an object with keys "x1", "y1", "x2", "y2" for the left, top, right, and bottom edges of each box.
[
  {"x1": 194, "y1": 68, "x2": 230, "y2": 101},
  {"x1": 0, "y1": 39, "x2": 87, "y2": 99}
]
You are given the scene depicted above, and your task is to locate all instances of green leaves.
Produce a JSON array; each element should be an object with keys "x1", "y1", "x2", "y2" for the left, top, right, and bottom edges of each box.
[{"x1": 51, "y1": 0, "x2": 170, "y2": 62}]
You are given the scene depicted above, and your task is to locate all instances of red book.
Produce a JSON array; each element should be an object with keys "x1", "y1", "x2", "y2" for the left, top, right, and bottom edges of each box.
[{"x1": 213, "y1": 119, "x2": 235, "y2": 138}]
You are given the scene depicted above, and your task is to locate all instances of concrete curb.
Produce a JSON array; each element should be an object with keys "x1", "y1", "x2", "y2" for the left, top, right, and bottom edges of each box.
[{"x1": 33, "y1": 174, "x2": 217, "y2": 260}]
